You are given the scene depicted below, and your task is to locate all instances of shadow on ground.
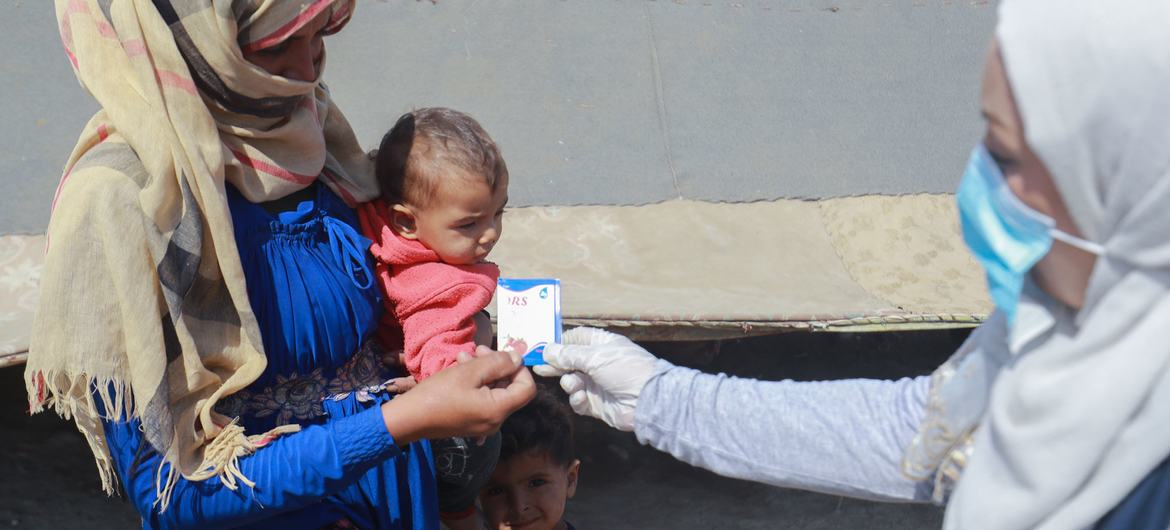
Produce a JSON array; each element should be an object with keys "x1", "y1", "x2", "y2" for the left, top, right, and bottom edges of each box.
[{"x1": 1, "y1": 329, "x2": 966, "y2": 529}]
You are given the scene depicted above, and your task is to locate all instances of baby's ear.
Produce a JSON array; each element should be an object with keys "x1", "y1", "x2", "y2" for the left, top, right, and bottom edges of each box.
[
  {"x1": 565, "y1": 459, "x2": 581, "y2": 499},
  {"x1": 390, "y1": 204, "x2": 419, "y2": 239}
]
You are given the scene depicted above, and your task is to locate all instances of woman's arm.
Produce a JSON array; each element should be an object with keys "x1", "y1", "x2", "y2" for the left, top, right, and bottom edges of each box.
[
  {"x1": 381, "y1": 346, "x2": 536, "y2": 444},
  {"x1": 634, "y1": 362, "x2": 933, "y2": 502},
  {"x1": 104, "y1": 347, "x2": 532, "y2": 530},
  {"x1": 103, "y1": 405, "x2": 399, "y2": 530},
  {"x1": 539, "y1": 328, "x2": 934, "y2": 503}
]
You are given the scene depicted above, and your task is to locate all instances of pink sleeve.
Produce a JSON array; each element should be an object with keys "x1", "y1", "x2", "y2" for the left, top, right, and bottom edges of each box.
[{"x1": 399, "y1": 282, "x2": 493, "y2": 380}]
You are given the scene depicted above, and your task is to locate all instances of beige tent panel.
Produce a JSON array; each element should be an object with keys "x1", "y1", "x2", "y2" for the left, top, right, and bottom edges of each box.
[
  {"x1": 0, "y1": 194, "x2": 992, "y2": 365},
  {"x1": 0, "y1": 234, "x2": 40, "y2": 368},
  {"x1": 819, "y1": 194, "x2": 991, "y2": 317},
  {"x1": 490, "y1": 195, "x2": 990, "y2": 340}
]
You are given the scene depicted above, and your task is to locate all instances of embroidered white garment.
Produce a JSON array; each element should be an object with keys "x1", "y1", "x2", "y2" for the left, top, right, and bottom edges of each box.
[
  {"x1": 901, "y1": 284, "x2": 1058, "y2": 499},
  {"x1": 905, "y1": 1, "x2": 1170, "y2": 528}
]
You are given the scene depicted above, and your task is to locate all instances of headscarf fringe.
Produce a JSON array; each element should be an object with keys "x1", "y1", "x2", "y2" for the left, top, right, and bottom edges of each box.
[
  {"x1": 24, "y1": 369, "x2": 136, "y2": 496},
  {"x1": 25, "y1": 368, "x2": 301, "y2": 511},
  {"x1": 154, "y1": 421, "x2": 301, "y2": 512}
]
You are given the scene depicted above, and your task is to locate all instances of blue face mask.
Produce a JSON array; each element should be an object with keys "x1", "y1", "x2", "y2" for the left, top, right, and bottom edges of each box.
[{"x1": 956, "y1": 144, "x2": 1104, "y2": 323}]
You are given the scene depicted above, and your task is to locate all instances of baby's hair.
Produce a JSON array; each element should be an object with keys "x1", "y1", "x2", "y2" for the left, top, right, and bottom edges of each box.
[
  {"x1": 375, "y1": 107, "x2": 507, "y2": 207},
  {"x1": 499, "y1": 385, "x2": 576, "y2": 467}
]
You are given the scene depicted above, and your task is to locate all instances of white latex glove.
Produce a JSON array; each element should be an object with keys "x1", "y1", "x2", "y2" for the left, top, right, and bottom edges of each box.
[{"x1": 534, "y1": 327, "x2": 660, "y2": 431}]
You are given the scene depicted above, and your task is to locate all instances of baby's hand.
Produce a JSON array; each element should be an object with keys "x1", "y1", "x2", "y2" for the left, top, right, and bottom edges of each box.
[
  {"x1": 377, "y1": 348, "x2": 418, "y2": 393},
  {"x1": 502, "y1": 337, "x2": 529, "y2": 355},
  {"x1": 385, "y1": 375, "x2": 417, "y2": 394}
]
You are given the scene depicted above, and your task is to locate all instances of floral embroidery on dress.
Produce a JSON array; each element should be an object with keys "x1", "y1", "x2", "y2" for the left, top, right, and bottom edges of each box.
[
  {"x1": 327, "y1": 340, "x2": 397, "y2": 396},
  {"x1": 325, "y1": 340, "x2": 408, "y2": 404},
  {"x1": 215, "y1": 339, "x2": 406, "y2": 426},
  {"x1": 251, "y1": 369, "x2": 329, "y2": 424}
]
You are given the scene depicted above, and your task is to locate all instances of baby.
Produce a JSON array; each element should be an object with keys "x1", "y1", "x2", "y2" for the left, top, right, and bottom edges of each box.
[
  {"x1": 480, "y1": 386, "x2": 582, "y2": 530},
  {"x1": 358, "y1": 107, "x2": 509, "y2": 528},
  {"x1": 360, "y1": 106, "x2": 508, "y2": 379}
]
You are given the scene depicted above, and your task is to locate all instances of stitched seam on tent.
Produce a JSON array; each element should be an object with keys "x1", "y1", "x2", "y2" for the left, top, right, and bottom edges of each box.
[
  {"x1": 645, "y1": 5, "x2": 681, "y2": 200},
  {"x1": 813, "y1": 199, "x2": 903, "y2": 310}
]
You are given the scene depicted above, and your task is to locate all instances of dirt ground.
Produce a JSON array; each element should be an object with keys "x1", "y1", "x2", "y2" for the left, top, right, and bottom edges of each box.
[{"x1": 0, "y1": 329, "x2": 965, "y2": 529}]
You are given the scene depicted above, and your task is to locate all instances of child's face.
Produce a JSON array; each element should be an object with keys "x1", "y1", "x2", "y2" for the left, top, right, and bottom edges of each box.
[
  {"x1": 480, "y1": 452, "x2": 580, "y2": 530},
  {"x1": 395, "y1": 170, "x2": 508, "y2": 265}
]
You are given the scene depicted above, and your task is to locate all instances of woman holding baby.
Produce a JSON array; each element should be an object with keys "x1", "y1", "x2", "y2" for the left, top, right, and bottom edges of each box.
[
  {"x1": 26, "y1": 1, "x2": 531, "y2": 528},
  {"x1": 541, "y1": 1, "x2": 1170, "y2": 528}
]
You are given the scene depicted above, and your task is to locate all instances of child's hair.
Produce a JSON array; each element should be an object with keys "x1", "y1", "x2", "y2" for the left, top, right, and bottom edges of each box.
[
  {"x1": 375, "y1": 107, "x2": 507, "y2": 207},
  {"x1": 499, "y1": 385, "x2": 576, "y2": 467}
]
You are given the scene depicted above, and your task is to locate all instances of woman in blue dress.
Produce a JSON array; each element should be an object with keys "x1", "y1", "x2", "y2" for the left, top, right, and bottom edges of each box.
[{"x1": 25, "y1": 2, "x2": 534, "y2": 529}]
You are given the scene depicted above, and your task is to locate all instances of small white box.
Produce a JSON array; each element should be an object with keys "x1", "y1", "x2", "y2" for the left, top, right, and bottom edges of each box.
[{"x1": 496, "y1": 278, "x2": 562, "y2": 366}]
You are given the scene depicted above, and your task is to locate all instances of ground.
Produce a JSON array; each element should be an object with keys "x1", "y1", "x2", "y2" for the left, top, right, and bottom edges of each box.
[{"x1": 0, "y1": 329, "x2": 965, "y2": 529}]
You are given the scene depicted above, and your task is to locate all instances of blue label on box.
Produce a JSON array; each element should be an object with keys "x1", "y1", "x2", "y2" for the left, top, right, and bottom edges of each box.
[{"x1": 523, "y1": 343, "x2": 547, "y2": 366}]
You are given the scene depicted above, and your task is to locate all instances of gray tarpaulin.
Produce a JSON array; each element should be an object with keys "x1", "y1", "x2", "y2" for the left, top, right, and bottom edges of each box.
[{"x1": 1, "y1": 1, "x2": 996, "y2": 362}]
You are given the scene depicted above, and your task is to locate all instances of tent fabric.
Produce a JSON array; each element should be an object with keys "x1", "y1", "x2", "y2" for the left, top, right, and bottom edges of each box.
[
  {"x1": 489, "y1": 195, "x2": 989, "y2": 340},
  {"x1": 328, "y1": 1, "x2": 996, "y2": 205},
  {"x1": 0, "y1": 235, "x2": 41, "y2": 367},
  {"x1": 0, "y1": 196, "x2": 989, "y2": 365},
  {"x1": 4, "y1": 1, "x2": 996, "y2": 231},
  {"x1": 1, "y1": 1, "x2": 996, "y2": 362}
]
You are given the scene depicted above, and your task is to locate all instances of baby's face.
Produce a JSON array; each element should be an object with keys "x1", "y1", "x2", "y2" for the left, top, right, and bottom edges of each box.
[
  {"x1": 410, "y1": 170, "x2": 508, "y2": 265},
  {"x1": 480, "y1": 451, "x2": 580, "y2": 530}
]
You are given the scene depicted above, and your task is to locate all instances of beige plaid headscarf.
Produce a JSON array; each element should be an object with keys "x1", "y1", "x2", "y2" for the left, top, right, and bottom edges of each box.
[{"x1": 26, "y1": 0, "x2": 376, "y2": 510}]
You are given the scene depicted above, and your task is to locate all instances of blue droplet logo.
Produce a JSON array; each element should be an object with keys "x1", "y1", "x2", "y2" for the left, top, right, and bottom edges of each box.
[{"x1": 539, "y1": 287, "x2": 548, "y2": 299}]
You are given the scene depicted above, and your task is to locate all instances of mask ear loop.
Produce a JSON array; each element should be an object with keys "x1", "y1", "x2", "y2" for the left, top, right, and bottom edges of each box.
[{"x1": 1050, "y1": 229, "x2": 1106, "y2": 256}]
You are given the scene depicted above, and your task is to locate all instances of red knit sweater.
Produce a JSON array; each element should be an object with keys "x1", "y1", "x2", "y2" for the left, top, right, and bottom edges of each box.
[{"x1": 358, "y1": 201, "x2": 499, "y2": 380}]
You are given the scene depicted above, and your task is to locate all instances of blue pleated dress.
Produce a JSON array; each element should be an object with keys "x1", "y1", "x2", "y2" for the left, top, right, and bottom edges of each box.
[{"x1": 100, "y1": 182, "x2": 439, "y2": 530}]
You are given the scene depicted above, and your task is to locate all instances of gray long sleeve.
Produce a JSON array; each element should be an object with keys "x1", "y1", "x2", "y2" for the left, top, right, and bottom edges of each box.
[{"x1": 634, "y1": 360, "x2": 934, "y2": 502}]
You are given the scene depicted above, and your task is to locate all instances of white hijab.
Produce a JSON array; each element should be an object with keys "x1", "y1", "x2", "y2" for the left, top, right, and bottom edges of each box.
[{"x1": 903, "y1": 1, "x2": 1170, "y2": 528}]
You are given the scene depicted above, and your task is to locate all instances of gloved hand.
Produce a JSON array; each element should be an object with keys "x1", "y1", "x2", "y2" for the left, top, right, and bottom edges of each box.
[{"x1": 534, "y1": 327, "x2": 662, "y2": 431}]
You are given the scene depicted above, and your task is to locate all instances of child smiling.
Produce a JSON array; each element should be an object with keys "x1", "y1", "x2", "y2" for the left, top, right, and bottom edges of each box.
[{"x1": 481, "y1": 387, "x2": 581, "y2": 530}]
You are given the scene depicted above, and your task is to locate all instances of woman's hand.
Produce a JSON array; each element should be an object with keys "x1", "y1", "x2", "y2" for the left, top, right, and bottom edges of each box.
[
  {"x1": 380, "y1": 346, "x2": 535, "y2": 444},
  {"x1": 534, "y1": 327, "x2": 662, "y2": 432}
]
